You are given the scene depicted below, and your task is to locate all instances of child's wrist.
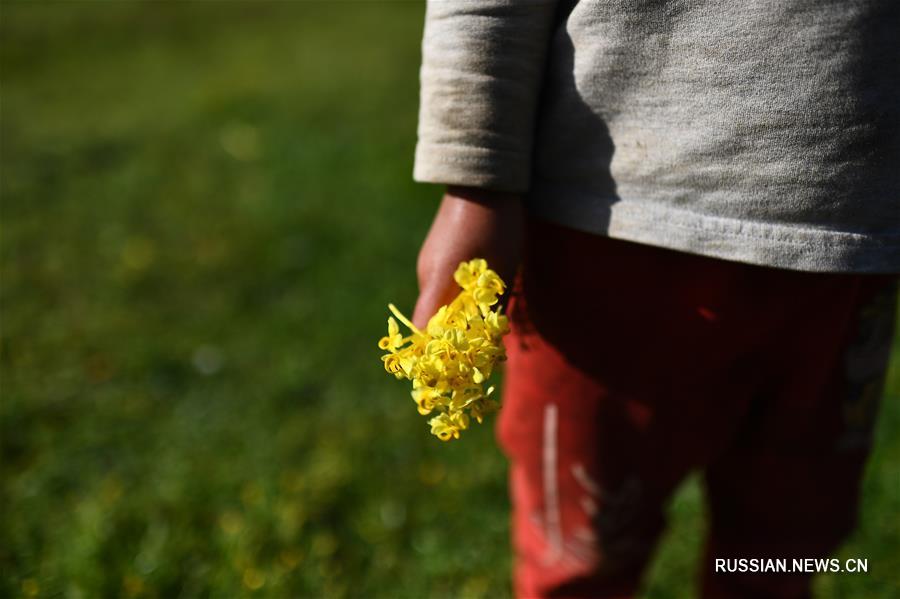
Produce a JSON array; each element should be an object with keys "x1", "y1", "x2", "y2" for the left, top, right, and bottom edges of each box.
[{"x1": 445, "y1": 185, "x2": 521, "y2": 207}]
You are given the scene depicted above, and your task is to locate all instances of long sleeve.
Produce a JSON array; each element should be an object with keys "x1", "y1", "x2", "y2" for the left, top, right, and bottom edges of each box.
[{"x1": 413, "y1": 0, "x2": 560, "y2": 193}]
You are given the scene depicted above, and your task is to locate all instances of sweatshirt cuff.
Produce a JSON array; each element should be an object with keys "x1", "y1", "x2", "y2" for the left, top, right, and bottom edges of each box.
[{"x1": 413, "y1": 141, "x2": 531, "y2": 193}]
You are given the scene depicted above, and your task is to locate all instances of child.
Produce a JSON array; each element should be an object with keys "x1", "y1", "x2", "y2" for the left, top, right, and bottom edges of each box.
[{"x1": 410, "y1": 1, "x2": 899, "y2": 597}]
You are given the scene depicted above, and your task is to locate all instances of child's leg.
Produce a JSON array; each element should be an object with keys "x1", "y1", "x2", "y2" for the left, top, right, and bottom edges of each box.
[
  {"x1": 497, "y1": 218, "x2": 778, "y2": 598},
  {"x1": 496, "y1": 217, "x2": 896, "y2": 598},
  {"x1": 498, "y1": 326, "x2": 674, "y2": 598},
  {"x1": 700, "y1": 276, "x2": 897, "y2": 599}
]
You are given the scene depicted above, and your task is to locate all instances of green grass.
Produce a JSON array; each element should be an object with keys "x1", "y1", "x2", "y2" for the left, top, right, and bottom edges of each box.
[{"x1": 1, "y1": 2, "x2": 898, "y2": 597}]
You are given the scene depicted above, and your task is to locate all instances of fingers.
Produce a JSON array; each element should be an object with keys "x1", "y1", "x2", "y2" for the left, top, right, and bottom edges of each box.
[
  {"x1": 412, "y1": 270, "x2": 458, "y2": 330},
  {"x1": 410, "y1": 186, "x2": 525, "y2": 330}
]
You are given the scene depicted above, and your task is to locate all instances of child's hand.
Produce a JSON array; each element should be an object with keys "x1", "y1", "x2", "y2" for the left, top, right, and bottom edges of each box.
[{"x1": 412, "y1": 186, "x2": 523, "y2": 329}]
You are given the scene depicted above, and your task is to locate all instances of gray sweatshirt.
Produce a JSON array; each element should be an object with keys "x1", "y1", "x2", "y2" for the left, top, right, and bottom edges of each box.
[{"x1": 413, "y1": 0, "x2": 900, "y2": 273}]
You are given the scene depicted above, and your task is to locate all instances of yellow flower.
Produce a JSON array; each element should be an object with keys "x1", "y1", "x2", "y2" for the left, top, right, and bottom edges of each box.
[
  {"x1": 411, "y1": 382, "x2": 444, "y2": 415},
  {"x1": 381, "y1": 353, "x2": 404, "y2": 378},
  {"x1": 378, "y1": 317, "x2": 404, "y2": 351},
  {"x1": 378, "y1": 259, "x2": 510, "y2": 441},
  {"x1": 478, "y1": 270, "x2": 505, "y2": 293},
  {"x1": 453, "y1": 258, "x2": 488, "y2": 290},
  {"x1": 429, "y1": 411, "x2": 471, "y2": 441}
]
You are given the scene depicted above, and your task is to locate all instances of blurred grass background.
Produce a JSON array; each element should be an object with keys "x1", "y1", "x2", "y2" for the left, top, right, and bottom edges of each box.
[{"x1": 1, "y1": 2, "x2": 898, "y2": 597}]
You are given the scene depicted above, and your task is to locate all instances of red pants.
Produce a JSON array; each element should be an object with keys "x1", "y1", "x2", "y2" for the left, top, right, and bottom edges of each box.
[{"x1": 497, "y1": 218, "x2": 897, "y2": 599}]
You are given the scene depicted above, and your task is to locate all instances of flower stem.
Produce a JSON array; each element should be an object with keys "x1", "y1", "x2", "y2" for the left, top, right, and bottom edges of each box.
[{"x1": 388, "y1": 303, "x2": 423, "y2": 336}]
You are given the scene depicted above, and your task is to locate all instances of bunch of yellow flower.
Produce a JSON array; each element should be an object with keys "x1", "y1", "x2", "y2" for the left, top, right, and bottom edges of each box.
[{"x1": 378, "y1": 259, "x2": 510, "y2": 441}]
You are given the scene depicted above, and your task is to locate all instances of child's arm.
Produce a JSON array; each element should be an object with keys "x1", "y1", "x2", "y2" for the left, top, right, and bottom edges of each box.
[{"x1": 411, "y1": 1, "x2": 559, "y2": 327}]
